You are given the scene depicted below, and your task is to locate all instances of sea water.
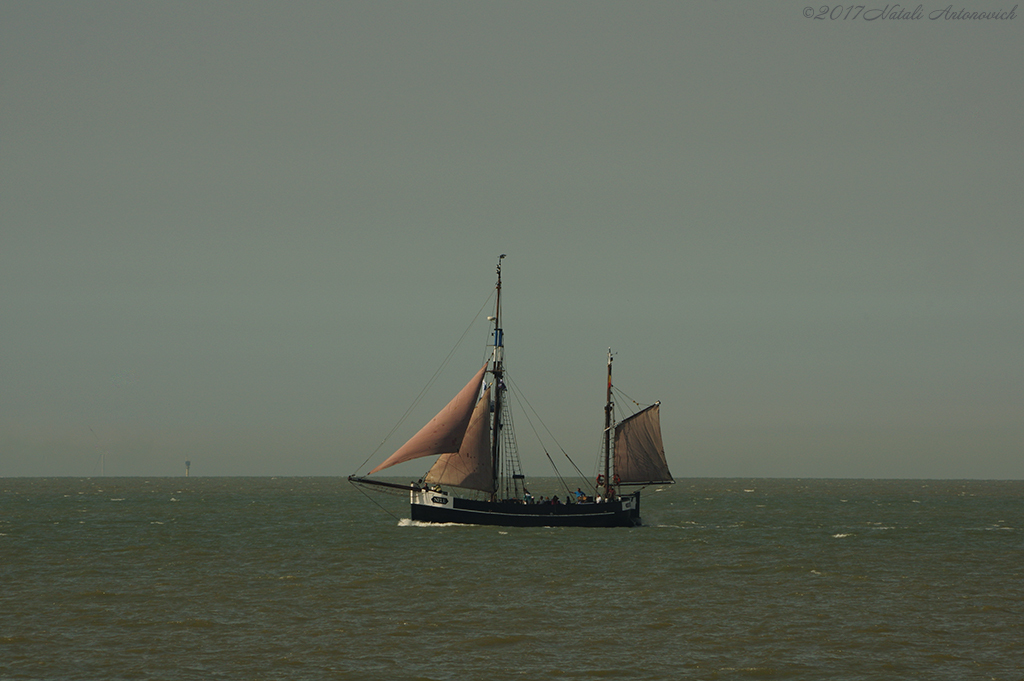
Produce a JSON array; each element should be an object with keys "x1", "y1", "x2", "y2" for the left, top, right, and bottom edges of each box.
[{"x1": 1, "y1": 477, "x2": 1021, "y2": 680}]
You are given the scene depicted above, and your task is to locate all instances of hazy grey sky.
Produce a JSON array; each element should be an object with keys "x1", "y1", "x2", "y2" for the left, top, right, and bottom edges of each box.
[{"x1": 2, "y1": 2, "x2": 1021, "y2": 478}]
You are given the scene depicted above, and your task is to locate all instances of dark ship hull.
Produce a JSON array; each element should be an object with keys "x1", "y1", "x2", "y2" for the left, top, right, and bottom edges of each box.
[{"x1": 410, "y1": 489, "x2": 642, "y2": 527}]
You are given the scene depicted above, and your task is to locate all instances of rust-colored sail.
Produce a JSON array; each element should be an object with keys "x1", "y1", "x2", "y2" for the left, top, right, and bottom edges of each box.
[
  {"x1": 369, "y1": 366, "x2": 487, "y2": 474},
  {"x1": 613, "y1": 403, "x2": 673, "y2": 485},
  {"x1": 425, "y1": 386, "x2": 494, "y2": 493}
]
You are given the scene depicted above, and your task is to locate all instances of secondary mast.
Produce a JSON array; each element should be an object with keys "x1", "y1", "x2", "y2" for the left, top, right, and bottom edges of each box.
[
  {"x1": 489, "y1": 254, "x2": 506, "y2": 500},
  {"x1": 604, "y1": 348, "x2": 614, "y2": 499}
]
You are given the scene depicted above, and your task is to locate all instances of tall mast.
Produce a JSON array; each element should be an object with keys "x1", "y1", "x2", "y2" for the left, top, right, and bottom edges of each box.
[
  {"x1": 604, "y1": 348, "x2": 613, "y2": 498},
  {"x1": 489, "y1": 254, "x2": 506, "y2": 500}
]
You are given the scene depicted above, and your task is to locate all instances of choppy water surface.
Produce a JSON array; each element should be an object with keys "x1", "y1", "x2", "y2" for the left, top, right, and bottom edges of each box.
[{"x1": 2, "y1": 478, "x2": 1021, "y2": 680}]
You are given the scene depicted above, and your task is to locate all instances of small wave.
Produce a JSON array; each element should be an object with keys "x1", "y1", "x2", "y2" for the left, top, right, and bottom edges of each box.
[
  {"x1": 464, "y1": 634, "x2": 537, "y2": 648},
  {"x1": 832, "y1": 533, "x2": 852, "y2": 538},
  {"x1": 643, "y1": 621, "x2": 674, "y2": 630},
  {"x1": 0, "y1": 635, "x2": 32, "y2": 644},
  {"x1": 109, "y1": 498, "x2": 125, "y2": 502},
  {"x1": 169, "y1": 618, "x2": 217, "y2": 629}
]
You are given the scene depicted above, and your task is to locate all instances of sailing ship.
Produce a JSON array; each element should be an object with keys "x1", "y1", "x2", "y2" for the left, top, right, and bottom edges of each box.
[{"x1": 349, "y1": 256, "x2": 673, "y2": 527}]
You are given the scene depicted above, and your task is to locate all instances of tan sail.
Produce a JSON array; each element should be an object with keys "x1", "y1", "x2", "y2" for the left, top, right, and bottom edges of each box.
[
  {"x1": 613, "y1": 403, "x2": 673, "y2": 485},
  {"x1": 369, "y1": 366, "x2": 488, "y2": 474},
  {"x1": 425, "y1": 386, "x2": 494, "y2": 493}
]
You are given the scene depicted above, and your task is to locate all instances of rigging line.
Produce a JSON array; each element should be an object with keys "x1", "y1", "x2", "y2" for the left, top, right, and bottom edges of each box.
[
  {"x1": 504, "y1": 373, "x2": 588, "y2": 492},
  {"x1": 541, "y1": 449, "x2": 574, "y2": 498},
  {"x1": 501, "y1": 386, "x2": 570, "y2": 493},
  {"x1": 611, "y1": 386, "x2": 648, "y2": 423},
  {"x1": 351, "y1": 289, "x2": 495, "y2": 474},
  {"x1": 349, "y1": 478, "x2": 401, "y2": 522},
  {"x1": 562, "y1": 450, "x2": 589, "y2": 484},
  {"x1": 612, "y1": 385, "x2": 643, "y2": 410},
  {"x1": 505, "y1": 372, "x2": 590, "y2": 486},
  {"x1": 503, "y1": 373, "x2": 581, "y2": 471}
]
